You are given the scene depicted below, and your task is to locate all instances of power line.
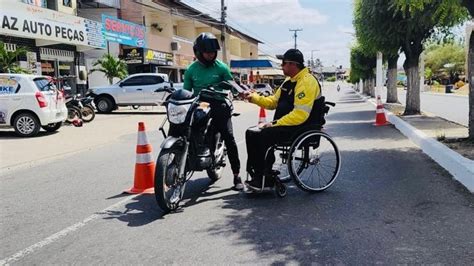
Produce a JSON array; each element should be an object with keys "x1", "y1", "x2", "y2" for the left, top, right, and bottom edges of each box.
[{"x1": 289, "y1": 29, "x2": 303, "y2": 49}]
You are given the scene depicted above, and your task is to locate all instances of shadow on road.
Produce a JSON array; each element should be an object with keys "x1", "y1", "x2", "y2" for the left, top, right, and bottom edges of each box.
[{"x1": 200, "y1": 148, "x2": 474, "y2": 264}]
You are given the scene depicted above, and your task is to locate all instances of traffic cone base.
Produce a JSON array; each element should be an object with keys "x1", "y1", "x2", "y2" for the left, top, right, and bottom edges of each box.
[
  {"x1": 374, "y1": 96, "x2": 390, "y2": 126},
  {"x1": 124, "y1": 122, "x2": 156, "y2": 194}
]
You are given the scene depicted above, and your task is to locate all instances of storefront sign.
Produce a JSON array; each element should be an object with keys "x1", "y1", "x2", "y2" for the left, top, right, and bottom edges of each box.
[
  {"x1": 144, "y1": 49, "x2": 173, "y2": 66},
  {"x1": 0, "y1": 0, "x2": 105, "y2": 48},
  {"x1": 102, "y1": 15, "x2": 146, "y2": 48},
  {"x1": 123, "y1": 48, "x2": 143, "y2": 64}
]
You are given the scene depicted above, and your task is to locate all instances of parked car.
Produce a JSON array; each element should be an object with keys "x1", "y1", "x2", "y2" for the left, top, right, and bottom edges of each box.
[
  {"x1": 0, "y1": 74, "x2": 67, "y2": 137},
  {"x1": 253, "y1": 83, "x2": 274, "y2": 96},
  {"x1": 89, "y1": 73, "x2": 172, "y2": 113}
]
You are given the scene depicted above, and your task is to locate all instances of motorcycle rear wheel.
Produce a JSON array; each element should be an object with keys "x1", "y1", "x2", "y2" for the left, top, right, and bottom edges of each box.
[
  {"x1": 81, "y1": 106, "x2": 95, "y2": 122},
  {"x1": 66, "y1": 106, "x2": 82, "y2": 123},
  {"x1": 206, "y1": 133, "x2": 226, "y2": 182},
  {"x1": 155, "y1": 146, "x2": 185, "y2": 213}
]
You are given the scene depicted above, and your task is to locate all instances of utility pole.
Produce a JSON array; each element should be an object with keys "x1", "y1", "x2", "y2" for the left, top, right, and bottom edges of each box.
[
  {"x1": 289, "y1": 29, "x2": 302, "y2": 49},
  {"x1": 221, "y1": 0, "x2": 227, "y2": 64},
  {"x1": 311, "y1": 49, "x2": 319, "y2": 73}
]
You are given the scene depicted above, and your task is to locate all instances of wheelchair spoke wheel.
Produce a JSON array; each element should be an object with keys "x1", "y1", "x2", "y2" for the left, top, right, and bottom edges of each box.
[{"x1": 288, "y1": 130, "x2": 340, "y2": 192}]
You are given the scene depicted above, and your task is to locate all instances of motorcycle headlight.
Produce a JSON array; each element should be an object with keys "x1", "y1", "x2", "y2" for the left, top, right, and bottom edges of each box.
[{"x1": 168, "y1": 103, "x2": 190, "y2": 124}]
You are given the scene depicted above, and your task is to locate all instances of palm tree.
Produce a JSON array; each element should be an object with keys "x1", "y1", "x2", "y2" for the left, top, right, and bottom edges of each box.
[
  {"x1": 0, "y1": 41, "x2": 29, "y2": 73},
  {"x1": 91, "y1": 53, "x2": 128, "y2": 85}
]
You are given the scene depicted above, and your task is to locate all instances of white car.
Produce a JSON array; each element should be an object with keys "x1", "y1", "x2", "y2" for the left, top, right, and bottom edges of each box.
[
  {"x1": 0, "y1": 74, "x2": 67, "y2": 137},
  {"x1": 90, "y1": 73, "x2": 172, "y2": 113},
  {"x1": 253, "y1": 83, "x2": 274, "y2": 96}
]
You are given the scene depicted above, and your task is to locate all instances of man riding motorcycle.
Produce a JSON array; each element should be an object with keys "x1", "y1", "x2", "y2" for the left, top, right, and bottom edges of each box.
[
  {"x1": 183, "y1": 32, "x2": 244, "y2": 191},
  {"x1": 241, "y1": 48, "x2": 322, "y2": 191}
]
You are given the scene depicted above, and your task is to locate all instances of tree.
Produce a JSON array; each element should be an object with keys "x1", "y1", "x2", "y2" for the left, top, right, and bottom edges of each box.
[
  {"x1": 91, "y1": 53, "x2": 128, "y2": 85},
  {"x1": 0, "y1": 41, "x2": 29, "y2": 73},
  {"x1": 353, "y1": 0, "x2": 403, "y2": 103},
  {"x1": 394, "y1": 0, "x2": 473, "y2": 139},
  {"x1": 393, "y1": 0, "x2": 468, "y2": 115},
  {"x1": 350, "y1": 44, "x2": 376, "y2": 95},
  {"x1": 424, "y1": 42, "x2": 465, "y2": 83}
]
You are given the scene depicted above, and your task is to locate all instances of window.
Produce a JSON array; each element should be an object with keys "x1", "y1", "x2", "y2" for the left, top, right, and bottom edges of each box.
[
  {"x1": 121, "y1": 76, "x2": 143, "y2": 86},
  {"x1": 63, "y1": 0, "x2": 71, "y2": 7},
  {"x1": 34, "y1": 78, "x2": 56, "y2": 92},
  {"x1": 121, "y1": 76, "x2": 161, "y2": 86}
]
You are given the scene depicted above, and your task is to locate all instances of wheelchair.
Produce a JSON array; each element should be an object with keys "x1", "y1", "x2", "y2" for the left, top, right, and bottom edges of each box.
[{"x1": 245, "y1": 99, "x2": 341, "y2": 197}]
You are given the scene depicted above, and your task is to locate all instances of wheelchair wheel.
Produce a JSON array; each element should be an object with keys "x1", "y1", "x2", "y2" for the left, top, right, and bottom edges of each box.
[
  {"x1": 288, "y1": 130, "x2": 340, "y2": 192},
  {"x1": 275, "y1": 180, "x2": 287, "y2": 198}
]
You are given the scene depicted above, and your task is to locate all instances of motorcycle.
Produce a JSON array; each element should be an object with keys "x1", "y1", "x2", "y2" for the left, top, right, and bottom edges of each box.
[
  {"x1": 155, "y1": 82, "x2": 241, "y2": 213},
  {"x1": 65, "y1": 94, "x2": 83, "y2": 123},
  {"x1": 79, "y1": 95, "x2": 96, "y2": 123}
]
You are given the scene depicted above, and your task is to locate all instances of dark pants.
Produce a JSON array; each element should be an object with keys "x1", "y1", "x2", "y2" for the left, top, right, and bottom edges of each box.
[
  {"x1": 245, "y1": 125, "x2": 298, "y2": 178},
  {"x1": 210, "y1": 101, "x2": 240, "y2": 175}
]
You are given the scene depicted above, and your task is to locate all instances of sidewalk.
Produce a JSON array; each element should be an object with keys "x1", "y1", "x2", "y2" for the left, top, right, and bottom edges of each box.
[{"x1": 360, "y1": 92, "x2": 474, "y2": 193}]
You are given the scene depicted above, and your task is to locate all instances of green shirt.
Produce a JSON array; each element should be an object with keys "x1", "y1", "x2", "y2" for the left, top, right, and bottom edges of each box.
[{"x1": 183, "y1": 59, "x2": 233, "y2": 97}]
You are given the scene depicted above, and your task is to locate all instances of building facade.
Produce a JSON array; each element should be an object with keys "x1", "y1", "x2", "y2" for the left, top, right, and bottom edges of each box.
[{"x1": 0, "y1": 0, "x2": 104, "y2": 94}]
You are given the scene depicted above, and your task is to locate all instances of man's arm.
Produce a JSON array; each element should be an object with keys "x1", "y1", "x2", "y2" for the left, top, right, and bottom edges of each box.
[
  {"x1": 274, "y1": 76, "x2": 319, "y2": 126},
  {"x1": 249, "y1": 89, "x2": 280, "y2": 110}
]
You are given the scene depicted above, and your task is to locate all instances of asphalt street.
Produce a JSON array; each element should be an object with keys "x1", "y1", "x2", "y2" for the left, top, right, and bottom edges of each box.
[
  {"x1": 377, "y1": 87, "x2": 469, "y2": 126},
  {"x1": 1, "y1": 83, "x2": 473, "y2": 264}
]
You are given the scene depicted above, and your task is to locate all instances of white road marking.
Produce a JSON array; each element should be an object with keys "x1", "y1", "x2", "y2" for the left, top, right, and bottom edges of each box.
[
  {"x1": 0, "y1": 195, "x2": 136, "y2": 266},
  {"x1": 1, "y1": 139, "x2": 249, "y2": 265}
]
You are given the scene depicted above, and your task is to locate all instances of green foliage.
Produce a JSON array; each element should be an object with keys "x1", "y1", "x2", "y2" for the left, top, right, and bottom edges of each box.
[
  {"x1": 353, "y1": 0, "x2": 402, "y2": 58},
  {"x1": 326, "y1": 76, "x2": 336, "y2": 82},
  {"x1": 91, "y1": 53, "x2": 128, "y2": 85},
  {"x1": 349, "y1": 44, "x2": 376, "y2": 84},
  {"x1": 425, "y1": 42, "x2": 465, "y2": 77},
  {"x1": 0, "y1": 41, "x2": 29, "y2": 73}
]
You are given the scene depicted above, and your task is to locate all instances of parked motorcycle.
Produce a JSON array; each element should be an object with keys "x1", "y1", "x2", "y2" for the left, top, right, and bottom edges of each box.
[
  {"x1": 65, "y1": 95, "x2": 83, "y2": 123},
  {"x1": 155, "y1": 82, "x2": 241, "y2": 213},
  {"x1": 79, "y1": 96, "x2": 96, "y2": 122}
]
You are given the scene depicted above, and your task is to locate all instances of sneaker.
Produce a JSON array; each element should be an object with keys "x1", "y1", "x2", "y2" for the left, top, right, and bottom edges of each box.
[
  {"x1": 233, "y1": 176, "x2": 244, "y2": 191},
  {"x1": 245, "y1": 176, "x2": 274, "y2": 191}
]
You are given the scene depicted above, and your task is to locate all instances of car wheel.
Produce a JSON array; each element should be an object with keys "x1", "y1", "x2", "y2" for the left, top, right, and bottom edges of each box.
[
  {"x1": 96, "y1": 97, "x2": 114, "y2": 113},
  {"x1": 13, "y1": 112, "x2": 41, "y2": 137},
  {"x1": 42, "y1": 122, "x2": 62, "y2": 132}
]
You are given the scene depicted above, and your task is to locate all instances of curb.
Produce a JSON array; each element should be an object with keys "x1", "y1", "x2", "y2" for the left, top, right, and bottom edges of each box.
[{"x1": 367, "y1": 98, "x2": 474, "y2": 193}]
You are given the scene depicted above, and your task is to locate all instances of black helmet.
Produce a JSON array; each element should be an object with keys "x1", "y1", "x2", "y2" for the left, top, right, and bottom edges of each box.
[{"x1": 193, "y1": 32, "x2": 220, "y2": 66}]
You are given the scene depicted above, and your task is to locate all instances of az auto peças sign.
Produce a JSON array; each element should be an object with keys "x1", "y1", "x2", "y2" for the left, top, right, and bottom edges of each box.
[{"x1": 0, "y1": 0, "x2": 104, "y2": 48}]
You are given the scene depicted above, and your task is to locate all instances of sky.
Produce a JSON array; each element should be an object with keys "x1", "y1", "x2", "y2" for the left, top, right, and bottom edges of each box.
[{"x1": 181, "y1": 0, "x2": 355, "y2": 68}]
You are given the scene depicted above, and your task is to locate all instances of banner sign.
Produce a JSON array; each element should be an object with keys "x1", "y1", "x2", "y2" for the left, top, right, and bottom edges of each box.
[
  {"x1": 0, "y1": 0, "x2": 105, "y2": 48},
  {"x1": 122, "y1": 48, "x2": 143, "y2": 64},
  {"x1": 102, "y1": 15, "x2": 146, "y2": 48},
  {"x1": 144, "y1": 49, "x2": 173, "y2": 66}
]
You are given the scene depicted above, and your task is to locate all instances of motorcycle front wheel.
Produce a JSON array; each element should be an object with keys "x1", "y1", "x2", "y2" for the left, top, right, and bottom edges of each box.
[
  {"x1": 206, "y1": 133, "x2": 226, "y2": 182},
  {"x1": 155, "y1": 146, "x2": 186, "y2": 213}
]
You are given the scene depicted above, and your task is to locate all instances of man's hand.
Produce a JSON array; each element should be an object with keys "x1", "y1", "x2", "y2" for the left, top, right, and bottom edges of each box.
[
  {"x1": 258, "y1": 122, "x2": 272, "y2": 129},
  {"x1": 239, "y1": 90, "x2": 254, "y2": 101}
]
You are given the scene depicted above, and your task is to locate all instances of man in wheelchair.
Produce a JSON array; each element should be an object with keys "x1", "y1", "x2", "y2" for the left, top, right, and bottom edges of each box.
[{"x1": 241, "y1": 49, "x2": 324, "y2": 191}]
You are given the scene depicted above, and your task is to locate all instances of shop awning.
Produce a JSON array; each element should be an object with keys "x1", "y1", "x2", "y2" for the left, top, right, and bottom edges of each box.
[
  {"x1": 252, "y1": 69, "x2": 284, "y2": 76},
  {"x1": 230, "y1": 59, "x2": 277, "y2": 68}
]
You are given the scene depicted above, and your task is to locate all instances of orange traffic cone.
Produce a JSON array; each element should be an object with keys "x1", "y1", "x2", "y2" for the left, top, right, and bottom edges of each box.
[
  {"x1": 258, "y1": 107, "x2": 267, "y2": 124},
  {"x1": 125, "y1": 122, "x2": 155, "y2": 194},
  {"x1": 374, "y1": 96, "x2": 389, "y2": 126}
]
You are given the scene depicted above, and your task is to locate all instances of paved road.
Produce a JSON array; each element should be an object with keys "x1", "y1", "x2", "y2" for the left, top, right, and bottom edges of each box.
[
  {"x1": 376, "y1": 87, "x2": 468, "y2": 126},
  {"x1": 1, "y1": 84, "x2": 473, "y2": 264}
]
